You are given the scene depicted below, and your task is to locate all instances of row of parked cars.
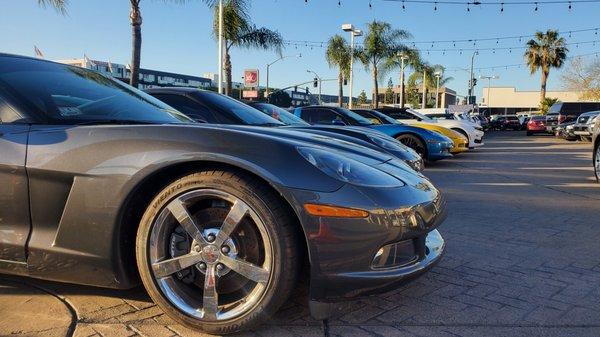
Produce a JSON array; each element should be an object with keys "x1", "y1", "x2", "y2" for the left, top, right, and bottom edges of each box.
[
  {"x1": 0, "y1": 54, "x2": 488, "y2": 335},
  {"x1": 523, "y1": 102, "x2": 600, "y2": 183}
]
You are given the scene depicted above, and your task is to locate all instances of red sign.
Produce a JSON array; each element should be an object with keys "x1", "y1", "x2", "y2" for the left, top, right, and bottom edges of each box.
[
  {"x1": 244, "y1": 69, "x2": 259, "y2": 87},
  {"x1": 243, "y1": 90, "x2": 259, "y2": 99}
]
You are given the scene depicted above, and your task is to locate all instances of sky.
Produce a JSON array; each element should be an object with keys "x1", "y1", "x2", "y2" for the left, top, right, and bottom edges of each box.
[{"x1": 2, "y1": 0, "x2": 600, "y2": 101}]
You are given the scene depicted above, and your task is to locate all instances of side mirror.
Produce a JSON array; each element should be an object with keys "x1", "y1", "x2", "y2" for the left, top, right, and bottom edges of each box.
[{"x1": 331, "y1": 119, "x2": 345, "y2": 126}]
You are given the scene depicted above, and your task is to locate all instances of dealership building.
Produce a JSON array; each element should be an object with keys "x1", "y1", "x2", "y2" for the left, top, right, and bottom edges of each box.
[
  {"x1": 57, "y1": 58, "x2": 213, "y2": 89},
  {"x1": 480, "y1": 87, "x2": 584, "y2": 115}
]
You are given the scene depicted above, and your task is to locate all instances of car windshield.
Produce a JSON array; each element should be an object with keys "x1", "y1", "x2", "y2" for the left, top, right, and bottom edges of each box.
[
  {"x1": 0, "y1": 56, "x2": 193, "y2": 124},
  {"x1": 251, "y1": 103, "x2": 308, "y2": 126},
  {"x1": 370, "y1": 110, "x2": 401, "y2": 124},
  {"x1": 195, "y1": 92, "x2": 284, "y2": 126},
  {"x1": 337, "y1": 107, "x2": 376, "y2": 125}
]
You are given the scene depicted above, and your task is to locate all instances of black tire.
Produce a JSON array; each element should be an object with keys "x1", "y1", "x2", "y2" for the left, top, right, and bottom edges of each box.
[
  {"x1": 594, "y1": 143, "x2": 600, "y2": 183},
  {"x1": 136, "y1": 170, "x2": 300, "y2": 335},
  {"x1": 396, "y1": 133, "x2": 427, "y2": 159}
]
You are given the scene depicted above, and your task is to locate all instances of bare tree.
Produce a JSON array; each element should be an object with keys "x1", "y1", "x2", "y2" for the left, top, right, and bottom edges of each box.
[{"x1": 561, "y1": 58, "x2": 600, "y2": 101}]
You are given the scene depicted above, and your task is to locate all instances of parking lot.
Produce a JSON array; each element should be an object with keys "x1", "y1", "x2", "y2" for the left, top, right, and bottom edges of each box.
[{"x1": 2, "y1": 131, "x2": 599, "y2": 337}]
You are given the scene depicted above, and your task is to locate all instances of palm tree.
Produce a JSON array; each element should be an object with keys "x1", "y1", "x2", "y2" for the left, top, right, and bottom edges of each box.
[
  {"x1": 525, "y1": 30, "x2": 568, "y2": 102},
  {"x1": 325, "y1": 35, "x2": 351, "y2": 107},
  {"x1": 129, "y1": 0, "x2": 143, "y2": 88},
  {"x1": 210, "y1": 0, "x2": 283, "y2": 96},
  {"x1": 408, "y1": 64, "x2": 453, "y2": 108},
  {"x1": 382, "y1": 48, "x2": 420, "y2": 107},
  {"x1": 37, "y1": 0, "x2": 67, "y2": 14},
  {"x1": 355, "y1": 21, "x2": 411, "y2": 108}
]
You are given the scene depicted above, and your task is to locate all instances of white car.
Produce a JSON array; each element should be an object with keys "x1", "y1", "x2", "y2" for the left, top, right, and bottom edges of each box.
[{"x1": 405, "y1": 108, "x2": 485, "y2": 148}]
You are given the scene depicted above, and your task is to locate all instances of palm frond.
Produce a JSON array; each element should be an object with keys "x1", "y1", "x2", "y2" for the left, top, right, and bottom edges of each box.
[{"x1": 38, "y1": 0, "x2": 68, "y2": 14}]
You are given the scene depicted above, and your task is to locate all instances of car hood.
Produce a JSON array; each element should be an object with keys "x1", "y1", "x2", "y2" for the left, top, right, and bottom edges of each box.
[
  {"x1": 213, "y1": 124, "x2": 394, "y2": 164},
  {"x1": 369, "y1": 124, "x2": 451, "y2": 142}
]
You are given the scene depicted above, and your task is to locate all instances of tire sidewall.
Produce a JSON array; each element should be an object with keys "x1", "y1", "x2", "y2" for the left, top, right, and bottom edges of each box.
[{"x1": 136, "y1": 173, "x2": 290, "y2": 334}]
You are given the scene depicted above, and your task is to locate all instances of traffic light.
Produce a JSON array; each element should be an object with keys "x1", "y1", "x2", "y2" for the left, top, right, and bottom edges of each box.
[
  {"x1": 343, "y1": 78, "x2": 348, "y2": 86},
  {"x1": 313, "y1": 77, "x2": 318, "y2": 88},
  {"x1": 472, "y1": 78, "x2": 477, "y2": 87}
]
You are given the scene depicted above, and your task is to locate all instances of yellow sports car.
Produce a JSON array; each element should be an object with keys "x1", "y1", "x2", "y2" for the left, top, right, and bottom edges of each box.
[
  {"x1": 353, "y1": 109, "x2": 469, "y2": 154},
  {"x1": 411, "y1": 122, "x2": 469, "y2": 154}
]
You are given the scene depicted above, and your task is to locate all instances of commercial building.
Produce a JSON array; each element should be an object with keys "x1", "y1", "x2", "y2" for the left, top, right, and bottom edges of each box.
[
  {"x1": 57, "y1": 58, "x2": 212, "y2": 89},
  {"x1": 480, "y1": 87, "x2": 584, "y2": 115}
]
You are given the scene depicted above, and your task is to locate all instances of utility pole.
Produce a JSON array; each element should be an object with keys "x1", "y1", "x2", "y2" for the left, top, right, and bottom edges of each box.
[
  {"x1": 399, "y1": 52, "x2": 409, "y2": 108},
  {"x1": 218, "y1": 0, "x2": 223, "y2": 94},
  {"x1": 342, "y1": 24, "x2": 362, "y2": 109}
]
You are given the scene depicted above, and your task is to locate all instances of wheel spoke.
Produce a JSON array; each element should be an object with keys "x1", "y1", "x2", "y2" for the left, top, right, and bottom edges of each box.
[
  {"x1": 203, "y1": 265, "x2": 219, "y2": 320},
  {"x1": 166, "y1": 197, "x2": 208, "y2": 245},
  {"x1": 220, "y1": 254, "x2": 269, "y2": 284},
  {"x1": 215, "y1": 200, "x2": 249, "y2": 246},
  {"x1": 152, "y1": 252, "x2": 202, "y2": 279}
]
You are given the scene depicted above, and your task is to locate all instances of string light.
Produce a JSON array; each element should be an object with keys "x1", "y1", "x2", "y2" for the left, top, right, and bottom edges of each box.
[{"x1": 534, "y1": 2, "x2": 538, "y2": 10}]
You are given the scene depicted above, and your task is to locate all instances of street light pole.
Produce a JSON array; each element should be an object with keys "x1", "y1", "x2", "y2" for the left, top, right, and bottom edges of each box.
[
  {"x1": 343, "y1": 24, "x2": 362, "y2": 109},
  {"x1": 307, "y1": 70, "x2": 322, "y2": 104},
  {"x1": 218, "y1": 0, "x2": 223, "y2": 94},
  {"x1": 480, "y1": 75, "x2": 499, "y2": 114},
  {"x1": 399, "y1": 52, "x2": 409, "y2": 108},
  {"x1": 266, "y1": 54, "x2": 301, "y2": 100},
  {"x1": 468, "y1": 51, "x2": 478, "y2": 101}
]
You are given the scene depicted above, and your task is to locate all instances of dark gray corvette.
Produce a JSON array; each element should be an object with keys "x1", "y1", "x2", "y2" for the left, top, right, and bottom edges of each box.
[{"x1": 0, "y1": 54, "x2": 446, "y2": 334}]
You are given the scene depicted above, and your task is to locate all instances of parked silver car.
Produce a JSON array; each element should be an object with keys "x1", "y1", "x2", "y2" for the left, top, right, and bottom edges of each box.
[{"x1": 573, "y1": 110, "x2": 600, "y2": 142}]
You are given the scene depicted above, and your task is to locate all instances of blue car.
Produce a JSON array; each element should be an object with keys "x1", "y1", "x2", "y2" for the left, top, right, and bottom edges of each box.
[{"x1": 294, "y1": 106, "x2": 454, "y2": 161}]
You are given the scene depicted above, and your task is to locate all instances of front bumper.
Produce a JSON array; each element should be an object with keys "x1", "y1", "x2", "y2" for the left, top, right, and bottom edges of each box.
[
  {"x1": 573, "y1": 124, "x2": 592, "y2": 136},
  {"x1": 279, "y1": 172, "x2": 447, "y2": 304},
  {"x1": 427, "y1": 141, "x2": 454, "y2": 161},
  {"x1": 450, "y1": 138, "x2": 469, "y2": 154},
  {"x1": 469, "y1": 130, "x2": 485, "y2": 148}
]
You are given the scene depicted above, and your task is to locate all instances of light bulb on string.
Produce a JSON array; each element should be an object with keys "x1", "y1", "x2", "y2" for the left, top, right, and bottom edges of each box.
[
  {"x1": 434, "y1": 2, "x2": 437, "y2": 10},
  {"x1": 534, "y1": 2, "x2": 538, "y2": 11},
  {"x1": 369, "y1": 0, "x2": 372, "y2": 9},
  {"x1": 402, "y1": 0, "x2": 406, "y2": 10},
  {"x1": 500, "y1": 3, "x2": 504, "y2": 12},
  {"x1": 568, "y1": 1, "x2": 572, "y2": 10},
  {"x1": 338, "y1": 0, "x2": 341, "y2": 6}
]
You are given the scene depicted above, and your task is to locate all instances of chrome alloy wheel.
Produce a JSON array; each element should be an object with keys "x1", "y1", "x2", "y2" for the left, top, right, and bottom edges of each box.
[{"x1": 149, "y1": 189, "x2": 273, "y2": 321}]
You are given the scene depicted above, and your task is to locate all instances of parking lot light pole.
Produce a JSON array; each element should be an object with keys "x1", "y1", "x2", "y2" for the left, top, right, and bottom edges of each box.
[
  {"x1": 307, "y1": 69, "x2": 322, "y2": 104},
  {"x1": 342, "y1": 24, "x2": 362, "y2": 109},
  {"x1": 480, "y1": 75, "x2": 499, "y2": 114},
  {"x1": 434, "y1": 71, "x2": 442, "y2": 108},
  {"x1": 421, "y1": 68, "x2": 427, "y2": 109},
  {"x1": 266, "y1": 54, "x2": 301, "y2": 100}
]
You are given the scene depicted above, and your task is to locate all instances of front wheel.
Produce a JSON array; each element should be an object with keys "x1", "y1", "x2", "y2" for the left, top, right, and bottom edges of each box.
[
  {"x1": 136, "y1": 170, "x2": 300, "y2": 335},
  {"x1": 396, "y1": 134, "x2": 427, "y2": 159}
]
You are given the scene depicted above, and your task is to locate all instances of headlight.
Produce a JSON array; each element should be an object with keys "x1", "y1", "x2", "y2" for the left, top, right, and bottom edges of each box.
[
  {"x1": 297, "y1": 147, "x2": 404, "y2": 187},
  {"x1": 368, "y1": 135, "x2": 408, "y2": 152},
  {"x1": 589, "y1": 115, "x2": 598, "y2": 124}
]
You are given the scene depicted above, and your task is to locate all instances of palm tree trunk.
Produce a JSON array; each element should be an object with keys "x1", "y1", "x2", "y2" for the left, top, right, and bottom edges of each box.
[
  {"x1": 338, "y1": 71, "x2": 344, "y2": 107},
  {"x1": 540, "y1": 68, "x2": 548, "y2": 102},
  {"x1": 373, "y1": 66, "x2": 379, "y2": 109},
  {"x1": 129, "y1": 3, "x2": 142, "y2": 88},
  {"x1": 225, "y1": 51, "x2": 232, "y2": 96}
]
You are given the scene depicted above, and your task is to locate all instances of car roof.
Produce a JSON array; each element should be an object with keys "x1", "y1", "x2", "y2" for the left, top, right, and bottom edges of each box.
[{"x1": 580, "y1": 110, "x2": 600, "y2": 116}]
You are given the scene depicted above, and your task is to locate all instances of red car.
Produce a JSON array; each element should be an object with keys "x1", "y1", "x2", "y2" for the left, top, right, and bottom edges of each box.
[{"x1": 527, "y1": 115, "x2": 546, "y2": 136}]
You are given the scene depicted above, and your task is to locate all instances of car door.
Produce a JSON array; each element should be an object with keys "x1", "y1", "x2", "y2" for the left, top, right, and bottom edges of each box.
[{"x1": 0, "y1": 95, "x2": 30, "y2": 265}]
